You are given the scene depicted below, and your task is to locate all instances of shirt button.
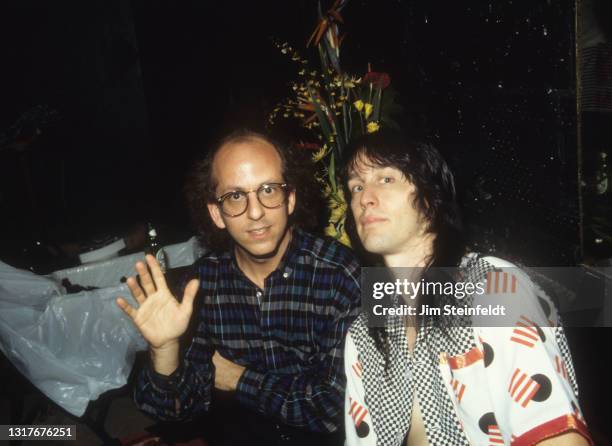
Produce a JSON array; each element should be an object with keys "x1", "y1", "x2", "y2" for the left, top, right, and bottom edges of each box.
[
  {"x1": 256, "y1": 291, "x2": 262, "y2": 298},
  {"x1": 283, "y1": 272, "x2": 289, "y2": 278}
]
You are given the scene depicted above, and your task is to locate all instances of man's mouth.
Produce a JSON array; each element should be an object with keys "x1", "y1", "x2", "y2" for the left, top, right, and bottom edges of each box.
[
  {"x1": 247, "y1": 226, "x2": 271, "y2": 237},
  {"x1": 361, "y1": 216, "x2": 386, "y2": 226}
]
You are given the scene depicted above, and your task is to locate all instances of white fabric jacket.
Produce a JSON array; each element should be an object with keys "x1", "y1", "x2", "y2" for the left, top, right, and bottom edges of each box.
[{"x1": 344, "y1": 254, "x2": 591, "y2": 446}]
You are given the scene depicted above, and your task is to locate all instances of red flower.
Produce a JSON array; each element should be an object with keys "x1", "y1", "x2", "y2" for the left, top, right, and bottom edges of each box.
[{"x1": 362, "y1": 72, "x2": 391, "y2": 89}]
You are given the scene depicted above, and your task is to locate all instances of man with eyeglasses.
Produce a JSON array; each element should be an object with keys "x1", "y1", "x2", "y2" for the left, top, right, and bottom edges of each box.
[{"x1": 117, "y1": 130, "x2": 361, "y2": 445}]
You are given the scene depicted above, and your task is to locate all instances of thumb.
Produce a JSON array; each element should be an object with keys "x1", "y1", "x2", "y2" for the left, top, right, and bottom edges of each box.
[{"x1": 180, "y1": 278, "x2": 200, "y2": 315}]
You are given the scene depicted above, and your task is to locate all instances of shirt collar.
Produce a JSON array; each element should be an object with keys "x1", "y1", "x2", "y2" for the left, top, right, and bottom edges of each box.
[
  {"x1": 275, "y1": 226, "x2": 304, "y2": 277},
  {"x1": 222, "y1": 226, "x2": 305, "y2": 278}
]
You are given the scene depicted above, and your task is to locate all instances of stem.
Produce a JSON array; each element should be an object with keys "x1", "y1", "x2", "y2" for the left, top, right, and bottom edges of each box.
[
  {"x1": 342, "y1": 102, "x2": 349, "y2": 145},
  {"x1": 373, "y1": 87, "x2": 383, "y2": 122},
  {"x1": 329, "y1": 152, "x2": 337, "y2": 193}
]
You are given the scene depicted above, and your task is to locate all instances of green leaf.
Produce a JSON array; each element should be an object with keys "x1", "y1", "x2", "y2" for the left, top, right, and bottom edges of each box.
[
  {"x1": 372, "y1": 87, "x2": 382, "y2": 122},
  {"x1": 329, "y1": 152, "x2": 337, "y2": 193},
  {"x1": 307, "y1": 86, "x2": 333, "y2": 139}
]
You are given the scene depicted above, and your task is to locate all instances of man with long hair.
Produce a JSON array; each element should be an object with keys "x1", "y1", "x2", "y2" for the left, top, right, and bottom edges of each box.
[
  {"x1": 342, "y1": 131, "x2": 592, "y2": 445},
  {"x1": 117, "y1": 130, "x2": 360, "y2": 445}
]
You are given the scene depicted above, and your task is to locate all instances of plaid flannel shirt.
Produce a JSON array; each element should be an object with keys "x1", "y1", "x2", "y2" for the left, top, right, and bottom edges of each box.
[{"x1": 134, "y1": 228, "x2": 361, "y2": 433}]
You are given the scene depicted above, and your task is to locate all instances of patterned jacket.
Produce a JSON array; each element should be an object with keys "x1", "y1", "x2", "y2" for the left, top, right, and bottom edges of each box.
[{"x1": 344, "y1": 254, "x2": 592, "y2": 446}]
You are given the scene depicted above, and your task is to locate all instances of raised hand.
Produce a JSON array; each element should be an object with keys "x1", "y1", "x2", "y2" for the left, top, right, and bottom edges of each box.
[{"x1": 116, "y1": 255, "x2": 200, "y2": 350}]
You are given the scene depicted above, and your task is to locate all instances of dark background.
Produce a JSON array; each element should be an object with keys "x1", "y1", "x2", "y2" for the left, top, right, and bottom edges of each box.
[
  {"x1": 0, "y1": 0, "x2": 611, "y2": 443},
  {"x1": 0, "y1": 0, "x2": 592, "y2": 266}
]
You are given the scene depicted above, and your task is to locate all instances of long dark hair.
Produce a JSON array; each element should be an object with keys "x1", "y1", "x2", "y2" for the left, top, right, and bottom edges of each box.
[
  {"x1": 341, "y1": 130, "x2": 466, "y2": 360},
  {"x1": 185, "y1": 129, "x2": 322, "y2": 254}
]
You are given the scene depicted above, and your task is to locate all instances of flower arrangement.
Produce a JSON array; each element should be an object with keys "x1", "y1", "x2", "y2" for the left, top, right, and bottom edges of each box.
[{"x1": 269, "y1": 0, "x2": 401, "y2": 246}]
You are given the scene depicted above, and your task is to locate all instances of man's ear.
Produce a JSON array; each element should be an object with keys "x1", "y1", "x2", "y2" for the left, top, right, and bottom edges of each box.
[
  {"x1": 207, "y1": 202, "x2": 227, "y2": 229},
  {"x1": 287, "y1": 188, "x2": 296, "y2": 216}
]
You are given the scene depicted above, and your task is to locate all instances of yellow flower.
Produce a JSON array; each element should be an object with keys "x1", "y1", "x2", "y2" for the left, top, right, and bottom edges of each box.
[
  {"x1": 337, "y1": 229, "x2": 351, "y2": 247},
  {"x1": 335, "y1": 187, "x2": 346, "y2": 204},
  {"x1": 324, "y1": 217, "x2": 351, "y2": 247},
  {"x1": 353, "y1": 100, "x2": 364, "y2": 112},
  {"x1": 312, "y1": 144, "x2": 328, "y2": 162},
  {"x1": 343, "y1": 76, "x2": 361, "y2": 89},
  {"x1": 324, "y1": 223, "x2": 337, "y2": 238},
  {"x1": 364, "y1": 103, "x2": 373, "y2": 119},
  {"x1": 329, "y1": 202, "x2": 347, "y2": 222},
  {"x1": 367, "y1": 121, "x2": 380, "y2": 133},
  {"x1": 327, "y1": 188, "x2": 347, "y2": 221}
]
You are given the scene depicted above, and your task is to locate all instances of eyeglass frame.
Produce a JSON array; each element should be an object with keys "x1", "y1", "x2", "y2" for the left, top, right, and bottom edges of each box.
[{"x1": 214, "y1": 182, "x2": 291, "y2": 217}]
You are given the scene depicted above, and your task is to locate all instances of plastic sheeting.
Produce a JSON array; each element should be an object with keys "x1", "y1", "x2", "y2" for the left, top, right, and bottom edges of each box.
[{"x1": 0, "y1": 237, "x2": 204, "y2": 417}]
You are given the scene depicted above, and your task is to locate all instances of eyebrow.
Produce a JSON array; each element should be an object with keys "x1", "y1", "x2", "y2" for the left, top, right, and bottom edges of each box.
[
  {"x1": 219, "y1": 180, "x2": 283, "y2": 194},
  {"x1": 347, "y1": 165, "x2": 395, "y2": 181}
]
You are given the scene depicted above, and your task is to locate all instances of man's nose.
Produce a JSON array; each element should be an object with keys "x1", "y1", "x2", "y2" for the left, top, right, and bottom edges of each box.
[
  {"x1": 360, "y1": 185, "x2": 378, "y2": 209},
  {"x1": 246, "y1": 191, "x2": 265, "y2": 220}
]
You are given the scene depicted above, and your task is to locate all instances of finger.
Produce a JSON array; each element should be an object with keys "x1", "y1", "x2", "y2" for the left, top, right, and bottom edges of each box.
[
  {"x1": 135, "y1": 260, "x2": 156, "y2": 295},
  {"x1": 180, "y1": 279, "x2": 200, "y2": 315},
  {"x1": 116, "y1": 297, "x2": 137, "y2": 320},
  {"x1": 145, "y1": 254, "x2": 168, "y2": 291},
  {"x1": 126, "y1": 276, "x2": 146, "y2": 305}
]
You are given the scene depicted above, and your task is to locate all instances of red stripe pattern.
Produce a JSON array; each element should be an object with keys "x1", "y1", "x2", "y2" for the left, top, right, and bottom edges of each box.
[
  {"x1": 508, "y1": 368, "x2": 541, "y2": 408},
  {"x1": 488, "y1": 424, "x2": 504, "y2": 445},
  {"x1": 348, "y1": 397, "x2": 368, "y2": 428},
  {"x1": 445, "y1": 346, "x2": 484, "y2": 370},
  {"x1": 351, "y1": 361, "x2": 363, "y2": 379},
  {"x1": 510, "y1": 315, "x2": 540, "y2": 348},
  {"x1": 555, "y1": 355, "x2": 569, "y2": 381},
  {"x1": 486, "y1": 271, "x2": 517, "y2": 294},
  {"x1": 450, "y1": 378, "x2": 466, "y2": 403}
]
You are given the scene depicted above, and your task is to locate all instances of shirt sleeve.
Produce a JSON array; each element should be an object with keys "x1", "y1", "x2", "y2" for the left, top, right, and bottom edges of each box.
[
  {"x1": 234, "y1": 264, "x2": 361, "y2": 433},
  {"x1": 133, "y1": 271, "x2": 215, "y2": 421},
  {"x1": 474, "y1": 266, "x2": 593, "y2": 445},
  {"x1": 345, "y1": 332, "x2": 377, "y2": 446}
]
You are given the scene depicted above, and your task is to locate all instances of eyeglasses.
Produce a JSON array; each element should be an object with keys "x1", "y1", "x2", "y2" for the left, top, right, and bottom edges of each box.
[{"x1": 215, "y1": 183, "x2": 290, "y2": 217}]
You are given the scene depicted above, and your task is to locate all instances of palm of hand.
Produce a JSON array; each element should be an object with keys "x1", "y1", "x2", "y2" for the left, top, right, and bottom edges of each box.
[
  {"x1": 133, "y1": 289, "x2": 191, "y2": 348},
  {"x1": 116, "y1": 255, "x2": 200, "y2": 349}
]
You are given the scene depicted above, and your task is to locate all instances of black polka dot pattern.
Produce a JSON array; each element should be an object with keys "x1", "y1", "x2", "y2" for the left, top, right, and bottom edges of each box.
[
  {"x1": 483, "y1": 342, "x2": 494, "y2": 367},
  {"x1": 478, "y1": 412, "x2": 498, "y2": 434},
  {"x1": 531, "y1": 374, "x2": 552, "y2": 402},
  {"x1": 356, "y1": 421, "x2": 370, "y2": 438}
]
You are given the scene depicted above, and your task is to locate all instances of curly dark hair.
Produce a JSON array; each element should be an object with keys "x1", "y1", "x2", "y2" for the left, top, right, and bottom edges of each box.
[
  {"x1": 185, "y1": 129, "x2": 324, "y2": 254},
  {"x1": 340, "y1": 130, "x2": 467, "y2": 364}
]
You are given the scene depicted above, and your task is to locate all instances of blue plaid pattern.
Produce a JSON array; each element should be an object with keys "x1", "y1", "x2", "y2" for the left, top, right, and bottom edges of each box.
[{"x1": 134, "y1": 228, "x2": 361, "y2": 433}]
